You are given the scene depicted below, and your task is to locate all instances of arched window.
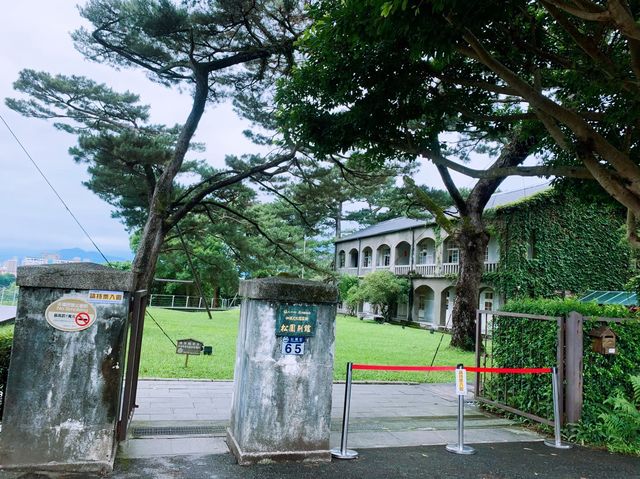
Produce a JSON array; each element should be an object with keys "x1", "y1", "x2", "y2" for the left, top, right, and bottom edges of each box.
[
  {"x1": 416, "y1": 238, "x2": 436, "y2": 264},
  {"x1": 376, "y1": 245, "x2": 391, "y2": 267},
  {"x1": 445, "y1": 239, "x2": 459, "y2": 264},
  {"x1": 362, "y1": 247, "x2": 373, "y2": 267},
  {"x1": 348, "y1": 248, "x2": 359, "y2": 268}
]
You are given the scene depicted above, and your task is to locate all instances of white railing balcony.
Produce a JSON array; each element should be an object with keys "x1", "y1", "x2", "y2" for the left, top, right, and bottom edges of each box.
[
  {"x1": 415, "y1": 264, "x2": 438, "y2": 277},
  {"x1": 442, "y1": 263, "x2": 459, "y2": 275},
  {"x1": 360, "y1": 267, "x2": 373, "y2": 276},
  {"x1": 484, "y1": 261, "x2": 499, "y2": 273},
  {"x1": 376, "y1": 264, "x2": 393, "y2": 272},
  {"x1": 342, "y1": 267, "x2": 358, "y2": 275},
  {"x1": 394, "y1": 265, "x2": 411, "y2": 275}
]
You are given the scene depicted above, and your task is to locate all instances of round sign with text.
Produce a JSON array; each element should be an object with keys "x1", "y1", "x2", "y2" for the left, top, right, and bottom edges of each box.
[{"x1": 45, "y1": 297, "x2": 97, "y2": 332}]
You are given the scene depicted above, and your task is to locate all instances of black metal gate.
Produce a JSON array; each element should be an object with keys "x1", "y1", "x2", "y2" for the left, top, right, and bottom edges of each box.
[
  {"x1": 474, "y1": 309, "x2": 564, "y2": 427},
  {"x1": 116, "y1": 290, "x2": 148, "y2": 441}
]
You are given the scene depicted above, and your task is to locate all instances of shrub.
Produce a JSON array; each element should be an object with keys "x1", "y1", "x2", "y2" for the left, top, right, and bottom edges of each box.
[
  {"x1": 488, "y1": 298, "x2": 640, "y2": 451},
  {"x1": 349, "y1": 271, "x2": 409, "y2": 322},
  {"x1": 0, "y1": 325, "x2": 14, "y2": 418},
  {"x1": 597, "y1": 374, "x2": 640, "y2": 455},
  {"x1": 338, "y1": 275, "x2": 359, "y2": 316}
]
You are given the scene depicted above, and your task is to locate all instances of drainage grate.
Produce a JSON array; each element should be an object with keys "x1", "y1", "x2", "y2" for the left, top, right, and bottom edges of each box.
[{"x1": 131, "y1": 425, "x2": 226, "y2": 437}]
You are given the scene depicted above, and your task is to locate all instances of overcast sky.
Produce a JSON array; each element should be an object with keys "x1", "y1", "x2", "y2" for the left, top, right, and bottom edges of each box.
[{"x1": 0, "y1": 1, "x2": 544, "y2": 261}]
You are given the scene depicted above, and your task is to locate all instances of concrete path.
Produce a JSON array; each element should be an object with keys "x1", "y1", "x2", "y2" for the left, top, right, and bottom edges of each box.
[
  {"x1": 2, "y1": 442, "x2": 638, "y2": 479},
  {"x1": 0, "y1": 306, "x2": 16, "y2": 323},
  {"x1": 120, "y1": 380, "x2": 542, "y2": 459},
  {"x1": 109, "y1": 442, "x2": 640, "y2": 479}
]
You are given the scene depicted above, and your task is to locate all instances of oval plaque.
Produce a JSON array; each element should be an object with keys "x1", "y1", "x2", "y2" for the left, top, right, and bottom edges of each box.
[{"x1": 45, "y1": 297, "x2": 97, "y2": 332}]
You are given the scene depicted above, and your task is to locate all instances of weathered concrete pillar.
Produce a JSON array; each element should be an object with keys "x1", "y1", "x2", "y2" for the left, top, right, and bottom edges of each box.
[
  {"x1": 0, "y1": 263, "x2": 133, "y2": 475},
  {"x1": 227, "y1": 277, "x2": 338, "y2": 465}
]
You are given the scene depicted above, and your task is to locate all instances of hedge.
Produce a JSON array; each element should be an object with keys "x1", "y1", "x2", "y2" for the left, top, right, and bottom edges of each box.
[
  {"x1": 0, "y1": 325, "x2": 13, "y2": 418},
  {"x1": 490, "y1": 189, "x2": 632, "y2": 299},
  {"x1": 488, "y1": 298, "x2": 640, "y2": 452}
]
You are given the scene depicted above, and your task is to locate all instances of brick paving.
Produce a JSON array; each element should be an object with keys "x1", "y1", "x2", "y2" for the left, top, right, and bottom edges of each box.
[{"x1": 120, "y1": 380, "x2": 542, "y2": 459}]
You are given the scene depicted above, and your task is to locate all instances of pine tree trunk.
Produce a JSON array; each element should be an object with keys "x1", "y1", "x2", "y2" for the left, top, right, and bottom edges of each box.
[
  {"x1": 129, "y1": 70, "x2": 209, "y2": 292},
  {"x1": 450, "y1": 218, "x2": 489, "y2": 351},
  {"x1": 131, "y1": 210, "x2": 167, "y2": 292}
]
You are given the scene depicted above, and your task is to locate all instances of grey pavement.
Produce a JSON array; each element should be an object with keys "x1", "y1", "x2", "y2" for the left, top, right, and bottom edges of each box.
[
  {"x1": 0, "y1": 306, "x2": 16, "y2": 323},
  {"x1": 106, "y1": 442, "x2": 640, "y2": 479},
  {"x1": 120, "y1": 380, "x2": 542, "y2": 459},
  {"x1": 3, "y1": 442, "x2": 638, "y2": 478},
  {"x1": 1, "y1": 381, "x2": 638, "y2": 479}
]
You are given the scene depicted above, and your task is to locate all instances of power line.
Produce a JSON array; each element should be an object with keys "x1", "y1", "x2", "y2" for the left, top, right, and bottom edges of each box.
[
  {"x1": 0, "y1": 113, "x2": 179, "y2": 348},
  {"x1": 144, "y1": 308, "x2": 177, "y2": 348},
  {"x1": 0, "y1": 112, "x2": 111, "y2": 265}
]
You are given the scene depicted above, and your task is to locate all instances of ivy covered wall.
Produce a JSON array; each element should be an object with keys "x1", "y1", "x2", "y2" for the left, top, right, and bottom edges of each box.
[{"x1": 490, "y1": 189, "x2": 633, "y2": 300}]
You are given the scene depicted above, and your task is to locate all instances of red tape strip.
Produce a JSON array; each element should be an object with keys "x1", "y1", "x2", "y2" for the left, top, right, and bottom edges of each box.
[
  {"x1": 467, "y1": 367, "x2": 552, "y2": 374},
  {"x1": 350, "y1": 364, "x2": 552, "y2": 374},
  {"x1": 351, "y1": 365, "x2": 456, "y2": 372}
]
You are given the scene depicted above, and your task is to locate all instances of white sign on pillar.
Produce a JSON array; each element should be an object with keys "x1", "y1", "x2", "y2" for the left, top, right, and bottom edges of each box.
[{"x1": 455, "y1": 368, "x2": 467, "y2": 396}]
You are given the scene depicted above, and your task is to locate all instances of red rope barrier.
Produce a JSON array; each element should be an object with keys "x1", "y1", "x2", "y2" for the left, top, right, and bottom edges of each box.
[
  {"x1": 468, "y1": 367, "x2": 551, "y2": 374},
  {"x1": 351, "y1": 364, "x2": 552, "y2": 374},
  {"x1": 351, "y1": 364, "x2": 456, "y2": 372}
]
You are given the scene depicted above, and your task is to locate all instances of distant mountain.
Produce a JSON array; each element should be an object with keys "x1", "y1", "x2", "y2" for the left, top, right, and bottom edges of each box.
[
  {"x1": 57, "y1": 248, "x2": 132, "y2": 263},
  {"x1": 0, "y1": 247, "x2": 132, "y2": 264}
]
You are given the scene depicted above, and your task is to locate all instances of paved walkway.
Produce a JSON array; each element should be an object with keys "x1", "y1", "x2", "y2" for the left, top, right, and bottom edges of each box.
[
  {"x1": 120, "y1": 380, "x2": 542, "y2": 459},
  {"x1": 0, "y1": 306, "x2": 16, "y2": 323},
  {"x1": 2, "y1": 381, "x2": 638, "y2": 478},
  {"x1": 110, "y1": 442, "x2": 640, "y2": 479}
]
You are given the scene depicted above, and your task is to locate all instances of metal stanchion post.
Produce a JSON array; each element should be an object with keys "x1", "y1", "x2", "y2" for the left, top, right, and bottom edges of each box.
[
  {"x1": 446, "y1": 364, "x2": 476, "y2": 455},
  {"x1": 544, "y1": 366, "x2": 572, "y2": 449},
  {"x1": 331, "y1": 362, "x2": 358, "y2": 459}
]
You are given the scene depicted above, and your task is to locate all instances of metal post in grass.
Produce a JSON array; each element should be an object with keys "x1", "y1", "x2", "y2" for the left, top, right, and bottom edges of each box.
[
  {"x1": 331, "y1": 362, "x2": 358, "y2": 459},
  {"x1": 544, "y1": 366, "x2": 572, "y2": 449}
]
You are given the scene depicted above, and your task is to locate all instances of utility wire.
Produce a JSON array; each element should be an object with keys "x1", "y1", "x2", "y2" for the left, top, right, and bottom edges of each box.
[
  {"x1": 0, "y1": 114, "x2": 180, "y2": 348},
  {"x1": 144, "y1": 308, "x2": 177, "y2": 348},
  {"x1": 0, "y1": 112, "x2": 111, "y2": 265}
]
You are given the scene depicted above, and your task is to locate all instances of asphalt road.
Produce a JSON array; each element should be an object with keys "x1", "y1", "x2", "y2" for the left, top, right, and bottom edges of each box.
[{"x1": 6, "y1": 441, "x2": 636, "y2": 479}]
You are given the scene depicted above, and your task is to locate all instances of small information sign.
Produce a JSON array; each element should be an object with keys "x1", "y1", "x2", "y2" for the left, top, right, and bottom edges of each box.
[
  {"x1": 176, "y1": 338, "x2": 204, "y2": 355},
  {"x1": 275, "y1": 303, "x2": 318, "y2": 337},
  {"x1": 455, "y1": 368, "x2": 467, "y2": 396},
  {"x1": 45, "y1": 297, "x2": 97, "y2": 332},
  {"x1": 281, "y1": 336, "x2": 305, "y2": 355},
  {"x1": 88, "y1": 290, "x2": 124, "y2": 304}
]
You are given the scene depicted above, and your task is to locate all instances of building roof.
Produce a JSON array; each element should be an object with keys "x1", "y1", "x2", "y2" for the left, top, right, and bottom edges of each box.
[
  {"x1": 484, "y1": 183, "x2": 550, "y2": 209},
  {"x1": 337, "y1": 217, "x2": 430, "y2": 243},
  {"x1": 580, "y1": 290, "x2": 638, "y2": 306},
  {"x1": 336, "y1": 182, "x2": 551, "y2": 244}
]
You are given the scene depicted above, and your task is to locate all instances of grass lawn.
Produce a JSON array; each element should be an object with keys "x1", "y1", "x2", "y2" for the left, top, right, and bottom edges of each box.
[{"x1": 138, "y1": 307, "x2": 475, "y2": 383}]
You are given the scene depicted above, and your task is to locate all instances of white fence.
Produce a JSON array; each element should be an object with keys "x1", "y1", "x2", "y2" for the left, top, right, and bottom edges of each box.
[
  {"x1": 0, "y1": 286, "x2": 18, "y2": 306},
  {"x1": 148, "y1": 294, "x2": 240, "y2": 310},
  {"x1": 338, "y1": 261, "x2": 499, "y2": 277}
]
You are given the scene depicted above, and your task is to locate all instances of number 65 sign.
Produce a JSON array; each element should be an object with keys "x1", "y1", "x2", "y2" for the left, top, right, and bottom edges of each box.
[{"x1": 282, "y1": 336, "x2": 305, "y2": 355}]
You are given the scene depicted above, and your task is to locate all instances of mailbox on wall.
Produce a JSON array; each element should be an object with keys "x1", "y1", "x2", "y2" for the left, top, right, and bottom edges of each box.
[{"x1": 589, "y1": 325, "x2": 617, "y2": 355}]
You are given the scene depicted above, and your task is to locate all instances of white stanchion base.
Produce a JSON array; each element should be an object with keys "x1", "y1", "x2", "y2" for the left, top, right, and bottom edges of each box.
[
  {"x1": 544, "y1": 439, "x2": 572, "y2": 449},
  {"x1": 446, "y1": 444, "x2": 476, "y2": 455},
  {"x1": 331, "y1": 448, "x2": 359, "y2": 459}
]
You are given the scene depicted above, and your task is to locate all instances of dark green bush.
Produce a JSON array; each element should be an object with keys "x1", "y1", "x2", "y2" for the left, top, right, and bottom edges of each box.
[
  {"x1": 488, "y1": 298, "x2": 640, "y2": 450},
  {"x1": 492, "y1": 190, "x2": 632, "y2": 299},
  {"x1": 596, "y1": 374, "x2": 640, "y2": 455},
  {"x1": 0, "y1": 325, "x2": 14, "y2": 418}
]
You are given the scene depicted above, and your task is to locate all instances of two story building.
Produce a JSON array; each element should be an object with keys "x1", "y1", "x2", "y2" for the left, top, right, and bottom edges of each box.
[
  {"x1": 335, "y1": 216, "x2": 499, "y2": 327},
  {"x1": 334, "y1": 185, "x2": 633, "y2": 328}
]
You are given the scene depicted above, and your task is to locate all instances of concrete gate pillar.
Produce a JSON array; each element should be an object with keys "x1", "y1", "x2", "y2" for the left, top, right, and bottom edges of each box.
[
  {"x1": 0, "y1": 263, "x2": 133, "y2": 474},
  {"x1": 227, "y1": 277, "x2": 338, "y2": 465}
]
